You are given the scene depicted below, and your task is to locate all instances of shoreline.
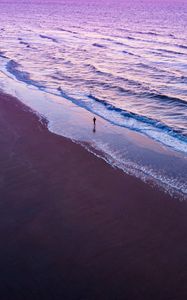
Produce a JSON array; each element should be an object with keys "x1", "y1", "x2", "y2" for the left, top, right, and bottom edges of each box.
[
  {"x1": 1, "y1": 67, "x2": 187, "y2": 197},
  {"x1": 0, "y1": 91, "x2": 187, "y2": 299}
]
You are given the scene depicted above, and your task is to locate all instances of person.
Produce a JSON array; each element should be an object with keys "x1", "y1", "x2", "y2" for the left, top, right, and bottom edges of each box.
[{"x1": 93, "y1": 117, "x2": 96, "y2": 133}]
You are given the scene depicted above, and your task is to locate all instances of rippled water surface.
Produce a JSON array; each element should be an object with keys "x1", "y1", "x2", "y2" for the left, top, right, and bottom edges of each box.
[{"x1": 0, "y1": 0, "x2": 187, "y2": 196}]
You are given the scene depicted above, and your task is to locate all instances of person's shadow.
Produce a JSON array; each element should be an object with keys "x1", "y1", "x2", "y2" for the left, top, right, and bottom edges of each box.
[{"x1": 93, "y1": 124, "x2": 96, "y2": 133}]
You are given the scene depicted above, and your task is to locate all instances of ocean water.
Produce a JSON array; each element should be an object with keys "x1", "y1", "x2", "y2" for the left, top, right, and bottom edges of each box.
[{"x1": 0, "y1": 0, "x2": 187, "y2": 197}]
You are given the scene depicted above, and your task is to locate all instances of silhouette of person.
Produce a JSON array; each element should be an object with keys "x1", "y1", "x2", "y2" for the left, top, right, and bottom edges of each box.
[{"x1": 93, "y1": 117, "x2": 96, "y2": 133}]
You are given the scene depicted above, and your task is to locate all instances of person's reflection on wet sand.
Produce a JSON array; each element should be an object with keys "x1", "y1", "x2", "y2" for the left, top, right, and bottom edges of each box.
[{"x1": 93, "y1": 117, "x2": 96, "y2": 133}]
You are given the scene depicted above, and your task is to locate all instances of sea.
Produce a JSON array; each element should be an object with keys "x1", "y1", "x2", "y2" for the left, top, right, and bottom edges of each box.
[{"x1": 0, "y1": 0, "x2": 187, "y2": 197}]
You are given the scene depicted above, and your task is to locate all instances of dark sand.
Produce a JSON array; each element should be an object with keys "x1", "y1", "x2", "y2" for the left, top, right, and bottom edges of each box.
[{"x1": 0, "y1": 92, "x2": 187, "y2": 300}]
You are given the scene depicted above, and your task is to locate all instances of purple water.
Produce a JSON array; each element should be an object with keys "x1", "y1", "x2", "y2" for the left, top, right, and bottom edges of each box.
[{"x1": 0, "y1": 0, "x2": 187, "y2": 196}]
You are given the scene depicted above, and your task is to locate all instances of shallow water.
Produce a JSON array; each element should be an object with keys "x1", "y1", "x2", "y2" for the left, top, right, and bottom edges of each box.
[{"x1": 0, "y1": 0, "x2": 187, "y2": 197}]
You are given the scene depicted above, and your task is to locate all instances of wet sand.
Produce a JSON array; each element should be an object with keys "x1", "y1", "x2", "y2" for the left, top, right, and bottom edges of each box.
[{"x1": 0, "y1": 92, "x2": 187, "y2": 300}]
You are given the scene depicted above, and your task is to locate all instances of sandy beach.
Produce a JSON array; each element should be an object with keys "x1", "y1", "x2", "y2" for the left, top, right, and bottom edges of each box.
[{"x1": 0, "y1": 92, "x2": 187, "y2": 300}]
